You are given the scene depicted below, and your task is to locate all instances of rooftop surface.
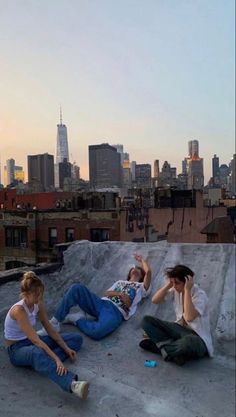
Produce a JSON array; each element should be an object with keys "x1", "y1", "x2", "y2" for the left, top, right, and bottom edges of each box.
[{"x1": 0, "y1": 241, "x2": 235, "y2": 417}]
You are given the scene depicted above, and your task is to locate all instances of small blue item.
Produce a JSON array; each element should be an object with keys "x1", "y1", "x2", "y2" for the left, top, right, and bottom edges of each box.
[{"x1": 144, "y1": 360, "x2": 157, "y2": 368}]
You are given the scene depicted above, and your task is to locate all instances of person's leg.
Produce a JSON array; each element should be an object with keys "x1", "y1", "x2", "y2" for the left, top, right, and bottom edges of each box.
[
  {"x1": 77, "y1": 301, "x2": 124, "y2": 340},
  {"x1": 8, "y1": 339, "x2": 76, "y2": 392},
  {"x1": 142, "y1": 316, "x2": 189, "y2": 343},
  {"x1": 162, "y1": 334, "x2": 208, "y2": 361},
  {"x1": 39, "y1": 333, "x2": 83, "y2": 361},
  {"x1": 54, "y1": 283, "x2": 104, "y2": 322}
]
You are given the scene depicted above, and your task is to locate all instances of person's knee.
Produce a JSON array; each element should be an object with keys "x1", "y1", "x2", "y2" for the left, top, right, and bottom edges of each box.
[
  {"x1": 141, "y1": 315, "x2": 156, "y2": 330},
  {"x1": 179, "y1": 335, "x2": 204, "y2": 355},
  {"x1": 69, "y1": 283, "x2": 82, "y2": 293},
  {"x1": 86, "y1": 328, "x2": 105, "y2": 341}
]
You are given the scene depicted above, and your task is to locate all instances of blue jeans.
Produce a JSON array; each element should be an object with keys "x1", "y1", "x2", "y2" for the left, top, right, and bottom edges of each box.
[
  {"x1": 54, "y1": 283, "x2": 124, "y2": 340},
  {"x1": 7, "y1": 333, "x2": 83, "y2": 392}
]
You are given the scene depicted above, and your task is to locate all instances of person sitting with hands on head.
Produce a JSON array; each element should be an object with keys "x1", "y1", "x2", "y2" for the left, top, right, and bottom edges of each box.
[
  {"x1": 4, "y1": 271, "x2": 89, "y2": 399},
  {"x1": 38, "y1": 254, "x2": 151, "y2": 341},
  {"x1": 139, "y1": 265, "x2": 213, "y2": 366}
]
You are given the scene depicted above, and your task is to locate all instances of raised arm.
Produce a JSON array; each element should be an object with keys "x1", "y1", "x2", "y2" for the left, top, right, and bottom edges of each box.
[
  {"x1": 152, "y1": 280, "x2": 173, "y2": 304},
  {"x1": 183, "y1": 276, "x2": 200, "y2": 322},
  {"x1": 134, "y1": 254, "x2": 151, "y2": 291}
]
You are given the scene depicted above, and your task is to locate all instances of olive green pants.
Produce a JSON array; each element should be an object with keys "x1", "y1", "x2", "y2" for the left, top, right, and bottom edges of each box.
[{"x1": 142, "y1": 315, "x2": 208, "y2": 360}]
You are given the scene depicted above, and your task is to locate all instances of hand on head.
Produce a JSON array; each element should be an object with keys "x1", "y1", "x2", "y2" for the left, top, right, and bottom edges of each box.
[{"x1": 184, "y1": 275, "x2": 194, "y2": 291}]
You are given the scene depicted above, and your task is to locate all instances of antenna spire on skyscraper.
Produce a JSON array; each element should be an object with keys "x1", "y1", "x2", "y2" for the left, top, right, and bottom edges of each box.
[{"x1": 60, "y1": 105, "x2": 63, "y2": 125}]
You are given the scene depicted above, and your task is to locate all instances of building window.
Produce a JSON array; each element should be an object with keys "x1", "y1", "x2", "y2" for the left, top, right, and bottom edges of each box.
[
  {"x1": 48, "y1": 228, "x2": 57, "y2": 247},
  {"x1": 66, "y1": 228, "x2": 75, "y2": 242},
  {"x1": 90, "y1": 228, "x2": 110, "y2": 242},
  {"x1": 5, "y1": 227, "x2": 28, "y2": 247},
  {"x1": 5, "y1": 260, "x2": 27, "y2": 270}
]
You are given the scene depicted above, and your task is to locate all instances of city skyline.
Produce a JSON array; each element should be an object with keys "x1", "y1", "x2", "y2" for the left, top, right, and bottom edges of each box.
[
  {"x1": 0, "y1": 121, "x2": 235, "y2": 185},
  {"x1": 0, "y1": 1, "x2": 235, "y2": 182}
]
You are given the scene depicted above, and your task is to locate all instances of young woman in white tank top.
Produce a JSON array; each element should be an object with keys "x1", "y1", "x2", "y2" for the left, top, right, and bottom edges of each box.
[{"x1": 4, "y1": 271, "x2": 89, "y2": 400}]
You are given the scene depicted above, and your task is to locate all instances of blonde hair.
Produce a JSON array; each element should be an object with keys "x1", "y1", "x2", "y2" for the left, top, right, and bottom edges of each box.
[{"x1": 20, "y1": 271, "x2": 44, "y2": 298}]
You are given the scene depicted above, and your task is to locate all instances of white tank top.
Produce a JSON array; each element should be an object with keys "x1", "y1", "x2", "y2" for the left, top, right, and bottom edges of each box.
[{"x1": 4, "y1": 299, "x2": 39, "y2": 341}]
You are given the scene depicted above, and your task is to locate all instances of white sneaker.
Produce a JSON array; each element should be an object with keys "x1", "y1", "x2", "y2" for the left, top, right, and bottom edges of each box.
[
  {"x1": 63, "y1": 311, "x2": 86, "y2": 324},
  {"x1": 37, "y1": 317, "x2": 61, "y2": 336},
  {"x1": 71, "y1": 380, "x2": 90, "y2": 400}
]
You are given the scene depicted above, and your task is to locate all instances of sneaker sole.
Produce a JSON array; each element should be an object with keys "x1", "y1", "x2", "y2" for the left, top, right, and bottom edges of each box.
[{"x1": 81, "y1": 383, "x2": 90, "y2": 400}]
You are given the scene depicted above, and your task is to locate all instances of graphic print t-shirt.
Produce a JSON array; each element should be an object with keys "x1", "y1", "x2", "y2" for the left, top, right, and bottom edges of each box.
[{"x1": 102, "y1": 280, "x2": 148, "y2": 320}]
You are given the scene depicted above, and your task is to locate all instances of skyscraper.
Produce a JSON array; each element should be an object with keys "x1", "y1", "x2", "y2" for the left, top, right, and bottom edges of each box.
[
  {"x1": 89, "y1": 143, "x2": 121, "y2": 188},
  {"x1": 135, "y1": 164, "x2": 152, "y2": 188},
  {"x1": 59, "y1": 158, "x2": 72, "y2": 189},
  {"x1": 188, "y1": 140, "x2": 199, "y2": 158},
  {"x1": 28, "y1": 153, "x2": 54, "y2": 191},
  {"x1": 186, "y1": 140, "x2": 204, "y2": 190},
  {"x1": 212, "y1": 154, "x2": 219, "y2": 184},
  {"x1": 230, "y1": 154, "x2": 236, "y2": 196},
  {"x1": 6, "y1": 158, "x2": 15, "y2": 186},
  {"x1": 55, "y1": 108, "x2": 69, "y2": 188},
  {"x1": 153, "y1": 160, "x2": 160, "y2": 178}
]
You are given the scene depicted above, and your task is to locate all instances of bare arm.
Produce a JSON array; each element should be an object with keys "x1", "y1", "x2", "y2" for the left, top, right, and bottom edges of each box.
[
  {"x1": 103, "y1": 290, "x2": 121, "y2": 298},
  {"x1": 38, "y1": 302, "x2": 77, "y2": 361},
  {"x1": 11, "y1": 305, "x2": 68, "y2": 375},
  {"x1": 183, "y1": 276, "x2": 199, "y2": 322},
  {"x1": 152, "y1": 281, "x2": 173, "y2": 304},
  {"x1": 103, "y1": 291, "x2": 132, "y2": 308},
  {"x1": 134, "y1": 254, "x2": 151, "y2": 291}
]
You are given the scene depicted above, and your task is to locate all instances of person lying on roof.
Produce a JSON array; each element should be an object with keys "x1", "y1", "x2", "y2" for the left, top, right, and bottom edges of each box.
[{"x1": 38, "y1": 254, "x2": 151, "y2": 340}]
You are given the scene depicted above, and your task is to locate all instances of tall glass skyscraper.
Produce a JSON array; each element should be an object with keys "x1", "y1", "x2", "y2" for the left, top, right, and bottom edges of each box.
[{"x1": 55, "y1": 108, "x2": 69, "y2": 188}]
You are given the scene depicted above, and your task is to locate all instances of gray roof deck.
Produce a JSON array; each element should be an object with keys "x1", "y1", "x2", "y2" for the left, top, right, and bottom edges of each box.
[{"x1": 0, "y1": 241, "x2": 235, "y2": 417}]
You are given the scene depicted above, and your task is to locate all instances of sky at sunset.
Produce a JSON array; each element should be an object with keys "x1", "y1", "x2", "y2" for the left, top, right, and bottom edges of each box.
[{"x1": 0, "y1": 0, "x2": 235, "y2": 183}]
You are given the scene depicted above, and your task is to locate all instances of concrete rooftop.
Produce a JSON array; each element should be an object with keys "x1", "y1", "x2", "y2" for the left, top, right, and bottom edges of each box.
[{"x1": 0, "y1": 241, "x2": 235, "y2": 417}]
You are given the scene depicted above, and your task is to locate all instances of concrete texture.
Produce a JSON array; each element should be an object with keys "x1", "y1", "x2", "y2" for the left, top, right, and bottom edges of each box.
[{"x1": 0, "y1": 241, "x2": 235, "y2": 417}]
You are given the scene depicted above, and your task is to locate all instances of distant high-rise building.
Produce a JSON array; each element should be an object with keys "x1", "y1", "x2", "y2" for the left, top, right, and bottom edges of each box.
[
  {"x1": 182, "y1": 159, "x2": 188, "y2": 175},
  {"x1": 71, "y1": 162, "x2": 80, "y2": 181},
  {"x1": 122, "y1": 160, "x2": 132, "y2": 188},
  {"x1": 158, "y1": 161, "x2": 177, "y2": 187},
  {"x1": 131, "y1": 161, "x2": 136, "y2": 181},
  {"x1": 187, "y1": 159, "x2": 204, "y2": 190},
  {"x1": 153, "y1": 160, "x2": 160, "y2": 178},
  {"x1": 55, "y1": 108, "x2": 69, "y2": 188},
  {"x1": 28, "y1": 153, "x2": 54, "y2": 191},
  {"x1": 113, "y1": 144, "x2": 129, "y2": 165},
  {"x1": 6, "y1": 158, "x2": 15, "y2": 185},
  {"x1": 212, "y1": 154, "x2": 219, "y2": 184},
  {"x1": 186, "y1": 140, "x2": 204, "y2": 190},
  {"x1": 135, "y1": 164, "x2": 152, "y2": 188},
  {"x1": 14, "y1": 166, "x2": 25, "y2": 183},
  {"x1": 4, "y1": 164, "x2": 25, "y2": 186},
  {"x1": 219, "y1": 164, "x2": 229, "y2": 187},
  {"x1": 59, "y1": 158, "x2": 72, "y2": 189},
  {"x1": 230, "y1": 154, "x2": 236, "y2": 196},
  {"x1": 89, "y1": 143, "x2": 121, "y2": 188},
  {"x1": 188, "y1": 140, "x2": 199, "y2": 158}
]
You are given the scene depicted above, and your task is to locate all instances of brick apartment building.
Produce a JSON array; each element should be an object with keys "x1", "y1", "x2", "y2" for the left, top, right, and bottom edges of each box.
[{"x1": 0, "y1": 188, "x2": 234, "y2": 271}]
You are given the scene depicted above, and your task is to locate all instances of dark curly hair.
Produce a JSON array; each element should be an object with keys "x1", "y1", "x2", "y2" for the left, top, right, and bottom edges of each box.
[{"x1": 165, "y1": 265, "x2": 194, "y2": 283}]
